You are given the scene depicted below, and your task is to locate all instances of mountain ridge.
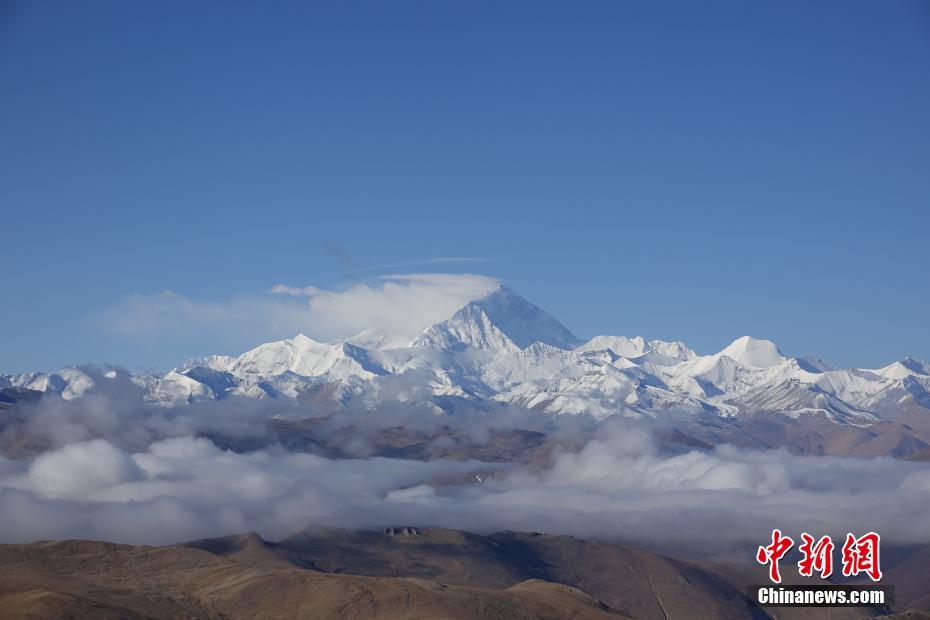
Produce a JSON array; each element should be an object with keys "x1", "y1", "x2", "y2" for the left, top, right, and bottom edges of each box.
[{"x1": 3, "y1": 285, "x2": 929, "y2": 435}]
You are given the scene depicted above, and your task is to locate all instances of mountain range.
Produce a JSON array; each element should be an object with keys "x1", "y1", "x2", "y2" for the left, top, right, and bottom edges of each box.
[{"x1": 4, "y1": 286, "x2": 930, "y2": 447}]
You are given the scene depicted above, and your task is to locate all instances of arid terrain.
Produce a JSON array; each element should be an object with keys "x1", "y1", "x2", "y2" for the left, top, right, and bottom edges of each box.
[{"x1": 0, "y1": 528, "x2": 926, "y2": 619}]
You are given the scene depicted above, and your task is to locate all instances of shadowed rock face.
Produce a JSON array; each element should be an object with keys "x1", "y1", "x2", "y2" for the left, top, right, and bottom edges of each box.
[{"x1": 0, "y1": 387, "x2": 41, "y2": 410}]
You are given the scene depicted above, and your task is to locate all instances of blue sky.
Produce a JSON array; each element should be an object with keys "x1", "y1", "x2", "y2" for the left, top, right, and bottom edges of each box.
[{"x1": 1, "y1": 0, "x2": 929, "y2": 372}]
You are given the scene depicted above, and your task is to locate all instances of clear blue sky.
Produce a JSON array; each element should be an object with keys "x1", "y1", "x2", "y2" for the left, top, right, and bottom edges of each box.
[{"x1": 1, "y1": 0, "x2": 929, "y2": 372}]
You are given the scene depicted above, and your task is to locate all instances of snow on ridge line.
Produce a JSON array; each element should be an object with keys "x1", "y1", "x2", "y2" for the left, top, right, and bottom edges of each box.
[{"x1": 2, "y1": 286, "x2": 928, "y2": 423}]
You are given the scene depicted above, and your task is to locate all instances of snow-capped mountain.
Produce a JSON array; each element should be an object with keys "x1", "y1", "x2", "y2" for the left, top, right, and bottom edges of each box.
[
  {"x1": 412, "y1": 286, "x2": 582, "y2": 352},
  {"x1": 3, "y1": 286, "x2": 929, "y2": 428}
]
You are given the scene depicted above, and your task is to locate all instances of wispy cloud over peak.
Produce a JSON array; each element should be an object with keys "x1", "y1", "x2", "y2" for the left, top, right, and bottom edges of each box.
[{"x1": 96, "y1": 274, "x2": 501, "y2": 361}]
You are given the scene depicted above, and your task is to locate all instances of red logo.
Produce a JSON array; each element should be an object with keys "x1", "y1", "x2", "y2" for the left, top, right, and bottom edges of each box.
[
  {"x1": 757, "y1": 530, "x2": 881, "y2": 583},
  {"x1": 757, "y1": 529, "x2": 794, "y2": 584},
  {"x1": 841, "y1": 532, "x2": 882, "y2": 582},
  {"x1": 798, "y1": 533, "x2": 834, "y2": 579}
]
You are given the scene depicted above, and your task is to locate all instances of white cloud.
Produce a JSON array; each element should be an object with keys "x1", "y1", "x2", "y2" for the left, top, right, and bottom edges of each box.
[
  {"x1": 28, "y1": 439, "x2": 143, "y2": 499},
  {"x1": 98, "y1": 273, "x2": 500, "y2": 349},
  {"x1": 6, "y1": 389, "x2": 930, "y2": 554},
  {"x1": 297, "y1": 273, "x2": 500, "y2": 340},
  {"x1": 269, "y1": 285, "x2": 324, "y2": 297},
  {"x1": 3, "y1": 420, "x2": 930, "y2": 552}
]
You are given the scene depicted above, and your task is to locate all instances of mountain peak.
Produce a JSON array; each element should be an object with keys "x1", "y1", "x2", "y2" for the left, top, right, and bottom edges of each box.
[
  {"x1": 901, "y1": 356, "x2": 930, "y2": 375},
  {"x1": 412, "y1": 286, "x2": 581, "y2": 352},
  {"x1": 291, "y1": 333, "x2": 323, "y2": 347},
  {"x1": 796, "y1": 354, "x2": 835, "y2": 373},
  {"x1": 876, "y1": 357, "x2": 930, "y2": 380},
  {"x1": 576, "y1": 335, "x2": 646, "y2": 358},
  {"x1": 344, "y1": 329, "x2": 411, "y2": 350},
  {"x1": 469, "y1": 287, "x2": 581, "y2": 349},
  {"x1": 717, "y1": 336, "x2": 785, "y2": 368}
]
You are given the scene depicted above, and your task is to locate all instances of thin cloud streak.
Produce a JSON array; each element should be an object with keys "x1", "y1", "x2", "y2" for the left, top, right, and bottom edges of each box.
[{"x1": 345, "y1": 257, "x2": 493, "y2": 276}]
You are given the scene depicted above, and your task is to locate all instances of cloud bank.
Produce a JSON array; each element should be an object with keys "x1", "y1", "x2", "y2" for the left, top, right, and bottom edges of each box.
[
  {"x1": 2, "y1": 388, "x2": 930, "y2": 557},
  {"x1": 98, "y1": 274, "x2": 500, "y2": 351}
]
